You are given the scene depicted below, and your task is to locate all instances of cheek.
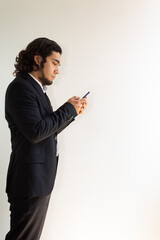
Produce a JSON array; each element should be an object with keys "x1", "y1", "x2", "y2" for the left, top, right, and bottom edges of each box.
[
  {"x1": 49, "y1": 64, "x2": 55, "y2": 73},
  {"x1": 44, "y1": 65, "x2": 52, "y2": 75}
]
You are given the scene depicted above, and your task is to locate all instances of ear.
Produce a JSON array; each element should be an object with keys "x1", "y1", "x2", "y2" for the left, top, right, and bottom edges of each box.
[{"x1": 34, "y1": 55, "x2": 42, "y2": 67}]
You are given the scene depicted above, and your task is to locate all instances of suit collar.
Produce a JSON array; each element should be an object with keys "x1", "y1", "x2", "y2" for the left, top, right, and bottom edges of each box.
[
  {"x1": 20, "y1": 73, "x2": 53, "y2": 111},
  {"x1": 28, "y1": 73, "x2": 47, "y2": 93}
]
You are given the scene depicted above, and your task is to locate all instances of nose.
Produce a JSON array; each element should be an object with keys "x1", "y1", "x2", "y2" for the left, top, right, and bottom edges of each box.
[{"x1": 54, "y1": 67, "x2": 59, "y2": 75}]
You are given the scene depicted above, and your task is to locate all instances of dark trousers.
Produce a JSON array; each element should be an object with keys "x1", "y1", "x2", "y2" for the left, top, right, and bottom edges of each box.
[{"x1": 5, "y1": 194, "x2": 51, "y2": 240}]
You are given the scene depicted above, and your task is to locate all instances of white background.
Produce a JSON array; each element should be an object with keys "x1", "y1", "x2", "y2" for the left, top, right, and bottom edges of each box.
[{"x1": 1, "y1": 0, "x2": 160, "y2": 239}]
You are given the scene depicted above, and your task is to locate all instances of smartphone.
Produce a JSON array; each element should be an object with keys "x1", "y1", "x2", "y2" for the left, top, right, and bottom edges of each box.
[{"x1": 82, "y1": 91, "x2": 90, "y2": 98}]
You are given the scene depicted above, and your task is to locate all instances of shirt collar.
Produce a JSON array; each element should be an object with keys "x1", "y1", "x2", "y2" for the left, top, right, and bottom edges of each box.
[{"x1": 28, "y1": 73, "x2": 47, "y2": 93}]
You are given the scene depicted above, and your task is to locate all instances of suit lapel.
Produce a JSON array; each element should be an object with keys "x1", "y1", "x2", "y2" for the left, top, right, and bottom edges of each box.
[{"x1": 25, "y1": 73, "x2": 53, "y2": 111}]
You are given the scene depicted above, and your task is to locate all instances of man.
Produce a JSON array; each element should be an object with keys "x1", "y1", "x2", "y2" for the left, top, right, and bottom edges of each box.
[{"x1": 5, "y1": 37, "x2": 87, "y2": 240}]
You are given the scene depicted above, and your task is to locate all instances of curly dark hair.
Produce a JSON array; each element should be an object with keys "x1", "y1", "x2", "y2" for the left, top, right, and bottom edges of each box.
[{"x1": 14, "y1": 37, "x2": 62, "y2": 76}]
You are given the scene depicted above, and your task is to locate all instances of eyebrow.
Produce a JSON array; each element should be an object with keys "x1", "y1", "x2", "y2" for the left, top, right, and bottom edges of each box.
[{"x1": 52, "y1": 58, "x2": 61, "y2": 66}]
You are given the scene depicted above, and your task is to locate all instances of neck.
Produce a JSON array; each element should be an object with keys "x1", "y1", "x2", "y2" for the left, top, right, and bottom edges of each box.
[{"x1": 29, "y1": 71, "x2": 43, "y2": 85}]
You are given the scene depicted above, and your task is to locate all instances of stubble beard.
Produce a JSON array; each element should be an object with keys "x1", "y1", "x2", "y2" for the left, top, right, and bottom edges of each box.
[{"x1": 38, "y1": 68, "x2": 53, "y2": 86}]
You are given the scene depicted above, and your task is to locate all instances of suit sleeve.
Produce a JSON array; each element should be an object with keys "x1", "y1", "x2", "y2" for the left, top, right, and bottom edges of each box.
[
  {"x1": 5, "y1": 82, "x2": 77, "y2": 143},
  {"x1": 56, "y1": 117, "x2": 75, "y2": 135}
]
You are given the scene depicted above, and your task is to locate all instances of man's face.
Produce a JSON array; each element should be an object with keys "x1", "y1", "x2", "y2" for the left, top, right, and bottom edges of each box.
[{"x1": 38, "y1": 51, "x2": 61, "y2": 86}]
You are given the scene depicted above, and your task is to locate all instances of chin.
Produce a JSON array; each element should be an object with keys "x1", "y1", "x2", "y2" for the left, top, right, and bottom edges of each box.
[
  {"x1": 40, "y1": 78, "x2": 53, "y2": 86},
  {"x1": 46, "y1": 80, "x2": 53, "y2": 86}
]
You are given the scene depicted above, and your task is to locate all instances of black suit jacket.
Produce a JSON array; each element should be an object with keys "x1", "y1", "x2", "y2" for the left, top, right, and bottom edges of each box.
[{"x1": 5, "y1": 73, "x2": 77, "y2": 197}]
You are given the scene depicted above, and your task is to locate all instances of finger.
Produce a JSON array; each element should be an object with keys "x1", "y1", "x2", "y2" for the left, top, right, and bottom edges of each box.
[
  {"x1": 79, "y1": 99, "x2": 87, "y2": 104},
  {"x1": 70, "y1": 96, "x2": 79, "y2": 100},
  {"x1": 81, "y1": 102, "x2": 88, "y2": 107},
  {"x1": 75, "y1": 96, "x2": 80, "y2": 100},
  {"x1": 78, "y1": 110, "x2": 82, "y2": 115},
  {"x1": 81, "y1": 101, "x2": 88, "y2": 105}
]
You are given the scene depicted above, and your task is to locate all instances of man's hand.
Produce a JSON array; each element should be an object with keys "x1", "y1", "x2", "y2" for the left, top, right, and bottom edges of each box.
[{"x1": 67, "y1": 96, "x2": 88, "y2": 115}]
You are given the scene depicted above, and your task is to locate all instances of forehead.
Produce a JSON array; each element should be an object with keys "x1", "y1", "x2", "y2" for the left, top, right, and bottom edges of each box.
[{"x1": 48, "y1": 51, "x2": 61, "y2": 64}]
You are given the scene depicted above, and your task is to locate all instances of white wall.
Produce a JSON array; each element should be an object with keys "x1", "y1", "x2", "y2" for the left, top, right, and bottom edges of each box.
[{"x1": 1, "y1": 0, "x2": 160, "y2": 239}]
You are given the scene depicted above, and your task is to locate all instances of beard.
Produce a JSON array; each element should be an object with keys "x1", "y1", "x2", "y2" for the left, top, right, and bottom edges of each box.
[{"x1": 38, "y1": 68, "x2": 53, "y2": 86}]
